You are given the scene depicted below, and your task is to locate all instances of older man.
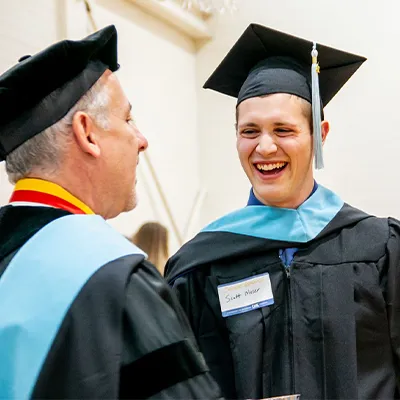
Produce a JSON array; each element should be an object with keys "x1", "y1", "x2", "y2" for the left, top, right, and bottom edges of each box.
[
  {"x1": 166, "y1": 24, "x2": 400, "y2": 400},
  {"x1": 0, "y1": 26, "x2": 222, "y2": 399}
]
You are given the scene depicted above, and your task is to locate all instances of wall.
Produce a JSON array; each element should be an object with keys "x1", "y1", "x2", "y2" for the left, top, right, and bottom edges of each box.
[
  {"x1": 0, "y1": 0, "x2": 61, "y2": 211},
  {"x1": 197, "y1": 0, "x2": 400, "y2": 226},
  {"x1": 0, "y1": 0, "x2": 200, "y2": 253}
]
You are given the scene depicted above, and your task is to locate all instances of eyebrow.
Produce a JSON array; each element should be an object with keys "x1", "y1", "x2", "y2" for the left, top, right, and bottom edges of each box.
[
  {"x1": 273, "y1": 121, "x2": 297, "y2": 127},
  {"x1": 237, "y1": 122, "x2": 259, "y2": 129},
  {"x1": 238, "y1": 121, "x2": 298, "y2": 129}
]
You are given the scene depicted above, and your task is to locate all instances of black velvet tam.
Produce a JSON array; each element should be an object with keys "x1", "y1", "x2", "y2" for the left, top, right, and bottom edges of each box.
[{"x1": 0, "y1": 25, "x2": 119, "y2": 161}]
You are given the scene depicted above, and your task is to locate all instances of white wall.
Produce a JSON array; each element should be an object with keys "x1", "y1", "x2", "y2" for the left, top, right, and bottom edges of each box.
[
  {"x1": 197, "y1": 0, "x2": 400, "y2": 226},
  {"x1": 0, "y1": 0, "x2": 61, "y2": 211},
  {"x1": 0, "y1": 0, "x2": 200, "y2": 254}
]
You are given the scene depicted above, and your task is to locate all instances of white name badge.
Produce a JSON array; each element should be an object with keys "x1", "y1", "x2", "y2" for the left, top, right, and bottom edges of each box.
[{"x1": 217, "y1": 272, "x2": 274, "y2": 317}]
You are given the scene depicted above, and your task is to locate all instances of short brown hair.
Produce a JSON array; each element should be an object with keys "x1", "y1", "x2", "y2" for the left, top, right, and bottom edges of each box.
[{"x1": 235, "y1": 94, "x2": 313, "y2": 132}]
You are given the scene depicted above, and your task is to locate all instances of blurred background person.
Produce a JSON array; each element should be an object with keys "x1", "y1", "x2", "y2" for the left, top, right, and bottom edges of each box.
[{"x1": 132, "y1": 222, "x2": 169, "y2": 275}]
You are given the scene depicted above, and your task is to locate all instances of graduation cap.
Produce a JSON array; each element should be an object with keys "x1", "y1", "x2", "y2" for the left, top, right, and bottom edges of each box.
[
  {"x1": 204, "y1": 24, "x2": 366, "y2": 169},
  {"x1": 0, "y1": 25, "x2": 119, "y2": 161}
]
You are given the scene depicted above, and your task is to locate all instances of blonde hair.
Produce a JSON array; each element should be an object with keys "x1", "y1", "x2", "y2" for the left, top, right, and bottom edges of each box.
[{"x1": 132, "y1": 222, "x2": 169, "y2": 275}]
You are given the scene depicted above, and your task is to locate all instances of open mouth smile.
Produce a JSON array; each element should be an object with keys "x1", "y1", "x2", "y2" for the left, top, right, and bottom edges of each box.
[{"x1": 254, "y1": 162, "x2": 288, "y2": 177}]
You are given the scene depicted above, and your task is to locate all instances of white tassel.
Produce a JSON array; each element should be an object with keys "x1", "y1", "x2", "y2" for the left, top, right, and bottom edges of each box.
[{"x1": 311, "y1": 42, "x2": 324, "y2": 169}]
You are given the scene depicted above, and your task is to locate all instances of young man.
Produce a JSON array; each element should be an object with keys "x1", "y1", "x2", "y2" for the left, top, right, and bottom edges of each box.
[
  {"x1": 0, "y1": 26, "x2": 222, "y2": 399},
  {"x1": 166, "y1": 24, "x2": 400, "y2": 399}
]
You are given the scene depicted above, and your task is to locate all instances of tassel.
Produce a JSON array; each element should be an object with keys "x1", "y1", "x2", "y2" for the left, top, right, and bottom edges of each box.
[{"x1": 311, "y1": 42, "x2": 324, "y2": 169}]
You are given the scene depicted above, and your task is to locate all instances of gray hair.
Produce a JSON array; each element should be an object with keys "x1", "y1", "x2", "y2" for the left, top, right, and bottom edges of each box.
[{"x1": 6, "y1": 78, "x2": 110, "y2": 184}]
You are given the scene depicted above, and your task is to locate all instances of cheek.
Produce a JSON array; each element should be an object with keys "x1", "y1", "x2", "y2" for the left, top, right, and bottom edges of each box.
[
  {"x1": 281, "y1": 136, "x2": 312, "y2": 164},
  {"x1": 120, "y1": 131, "x2": 137, "y2": 156},
  {"x1": 236, "y1": 139, "x2": 254, "y2": 161},
  {"x1": 298, "y1": 135, "x2": 313, "y2": 162}
]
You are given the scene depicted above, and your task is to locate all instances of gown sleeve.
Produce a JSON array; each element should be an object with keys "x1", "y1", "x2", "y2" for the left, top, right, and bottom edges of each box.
[{"x1": 120, "y1": 260, "x2": 223, "y2": 399}]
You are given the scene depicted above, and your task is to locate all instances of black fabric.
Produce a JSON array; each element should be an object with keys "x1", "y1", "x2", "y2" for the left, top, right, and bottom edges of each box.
[
  {"x1": 32, "y1": 254, "x2": 141, "y2": 399},
  {"x1": 120, "y1": 339, "x2": 208, "y2": 399},
  {"x1": 0, "y1": 206, "x2": 223, "y2": 399},
  {"x1": 144, "y1": 373, "x2": 224, "y2": 400},
  {"x1": 0, "y1": 205, "x2": 70, "y2": 277},
  {"x1": 0, "y1": 25, "x2": 119, "y2": 160},
  {"x1": 166, "y1": 204, "x2": 400, "y2": 399},
  {"x1": 166, "y1": 203, "x2": 372, "y2": 284},
  {"x1": 203, "y1": 23, "x2": 366, "y2": 107},
  {"x1": 239, "y1": 56, "x2": 311, "y2": 105}
]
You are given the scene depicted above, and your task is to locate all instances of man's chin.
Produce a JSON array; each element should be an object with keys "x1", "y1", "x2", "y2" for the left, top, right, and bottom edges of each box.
[
  {"x1": 107, "y1": 194, "x2": 137, "y2": 219},
  {"x1": 124, "y1": 193, "x2": 137, "y2": 212}
]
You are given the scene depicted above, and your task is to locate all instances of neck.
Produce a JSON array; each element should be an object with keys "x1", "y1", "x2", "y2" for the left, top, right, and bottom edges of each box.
[
  {"x1": 251, "y1": 179, "x2": 316, "y2": 209},
  {"x1": 10, "y1": 177, "x2": 94, "y2": 215},
  {"x1": 25, "y1": 143, "x2": 119, "y2": 218},
  {"x1": 25, "y1": 170, "x2": 103, "y2": 216}
]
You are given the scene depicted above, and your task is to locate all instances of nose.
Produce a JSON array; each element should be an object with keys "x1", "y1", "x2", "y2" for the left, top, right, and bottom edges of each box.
[
  {"x1": 256, "y1": 132, "x2": 278, "y2": 156},
  {"x1": 136, "y1": 128, "x2": 149, "y2": 152}
]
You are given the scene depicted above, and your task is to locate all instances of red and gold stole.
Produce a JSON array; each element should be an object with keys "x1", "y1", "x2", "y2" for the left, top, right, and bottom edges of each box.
[{"x1": 9, "y1": 178, "x2": 94, "y2": 215}]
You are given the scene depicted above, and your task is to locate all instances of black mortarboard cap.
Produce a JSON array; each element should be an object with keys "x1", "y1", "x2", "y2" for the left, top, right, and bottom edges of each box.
[
  {"x1": 0, "y1": 25, "x2": 119, "y2": 161},
  {"x1": 203, "y1": 23, "x2": 366, "y2": 169},
  {"x1": 204, "y1": 23, "x2": 366, "y2": 107}
]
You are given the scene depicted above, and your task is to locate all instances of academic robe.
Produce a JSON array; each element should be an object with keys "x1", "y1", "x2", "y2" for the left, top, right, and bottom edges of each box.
[
  {"x1": 165, "y1": 185, "x2": 400, "y2": 400},
  {"x1": 0, "y1": 205, "x2": 223, "y2": 399}
]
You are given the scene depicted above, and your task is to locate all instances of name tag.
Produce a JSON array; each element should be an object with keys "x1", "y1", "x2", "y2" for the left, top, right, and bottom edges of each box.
[{"x1": 217, "y1": 272, "x2": 274, "y2": 317}]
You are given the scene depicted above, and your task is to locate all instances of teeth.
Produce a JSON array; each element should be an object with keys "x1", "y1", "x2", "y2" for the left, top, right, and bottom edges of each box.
[{"x1": 256, "y1": 162, "x2": 286, "y2": 171}]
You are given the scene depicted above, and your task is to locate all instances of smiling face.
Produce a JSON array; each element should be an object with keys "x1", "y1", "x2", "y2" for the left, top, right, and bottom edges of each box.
[{"x1": 236, "y1": 93, "x2": 316, "y2": 209}]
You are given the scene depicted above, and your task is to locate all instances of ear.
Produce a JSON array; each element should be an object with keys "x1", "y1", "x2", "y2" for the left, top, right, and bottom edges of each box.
[
  {"x1": 321, "y1": 120, "x2": 330, "y2": 145},
  {"x1": 71, "y1": 111, "x2": 101, "y2": 158}
]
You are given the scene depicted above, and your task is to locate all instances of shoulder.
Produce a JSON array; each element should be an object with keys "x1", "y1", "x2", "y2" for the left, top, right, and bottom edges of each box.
[
  {"x1": 342, "y1": 203, "x2": 394, "y2": 237},
  {"x1": 49, "y1": 256, "x2": 157, "y2": 336},
  {"x1": 81, "y1": 253, "x2": 146, "y2": 295},
  {"x1": 306, "y1": 203, "x2": 397, "y2": 264},
  {"x1": 43, "y1": 256, "x2": 152, "y2": 356},
  {"x1": 165, "y1": 227, "x2": 251, "y2": 284},
  {"x1": 62, "y1": 255, "x2": 147, "y2": 325}
]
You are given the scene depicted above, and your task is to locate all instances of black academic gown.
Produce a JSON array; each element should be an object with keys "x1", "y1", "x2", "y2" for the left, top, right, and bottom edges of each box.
[
  {"x1": 166, "y1": 197, "x2": 400, "y2": 400},
  {"x1": 0, "y1": 205, "x2": 223, "y2": 399}
]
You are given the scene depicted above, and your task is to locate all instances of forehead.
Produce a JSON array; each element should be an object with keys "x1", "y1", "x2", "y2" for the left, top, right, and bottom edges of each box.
[
  {"x1": 103, "y1": 72, "x2": 129, "y2": 110},
  {"x1": 237, "y1": 93, "x2": 310, "y2": 122}
]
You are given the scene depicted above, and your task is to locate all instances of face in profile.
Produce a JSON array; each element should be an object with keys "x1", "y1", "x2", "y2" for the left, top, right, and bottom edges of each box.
[
  {"x1": 94, "y1": 73, "x2": 148, "y2": 218},
  {"x1": 236, "y1": 93, "x2": 317, "y2": 208}
]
